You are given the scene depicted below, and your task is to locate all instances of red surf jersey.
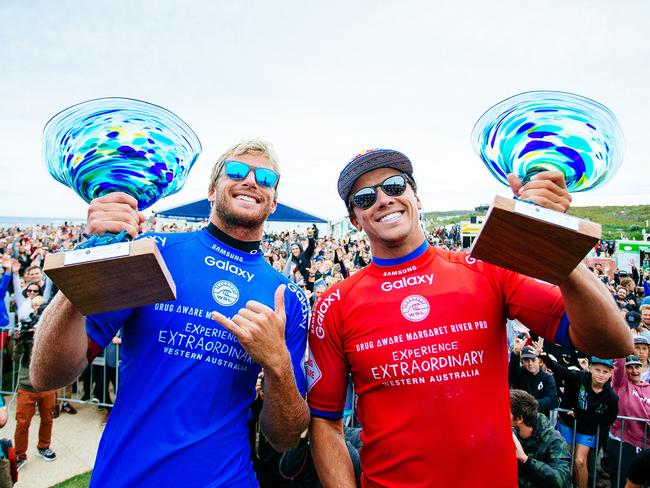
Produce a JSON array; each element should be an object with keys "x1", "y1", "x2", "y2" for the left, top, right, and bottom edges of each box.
[{"x1": 307, "y1": 246, "x2": 567, "y2": 487}]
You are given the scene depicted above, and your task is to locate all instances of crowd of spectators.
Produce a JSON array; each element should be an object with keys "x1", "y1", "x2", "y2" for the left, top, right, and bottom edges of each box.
[
  {"x1": 507, "y1": 257, "x2": 650, "y2": 488},
  {"x1": 1, "y1": 221, "x2": 649, "y2": 486}
]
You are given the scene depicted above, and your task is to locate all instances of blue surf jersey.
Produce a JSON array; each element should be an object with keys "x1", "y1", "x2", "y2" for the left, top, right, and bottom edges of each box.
[{"x1": 86, "y1": 229, "x2": 309, "y2": 488}]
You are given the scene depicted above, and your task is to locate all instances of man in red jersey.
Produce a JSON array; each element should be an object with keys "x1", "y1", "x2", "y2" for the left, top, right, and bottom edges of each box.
[{"x1": 307, "y1": 149, "x2": 633, "y2": 488}]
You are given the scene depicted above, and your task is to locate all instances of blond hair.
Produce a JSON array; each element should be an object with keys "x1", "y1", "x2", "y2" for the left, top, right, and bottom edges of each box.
[{"x1": 208, "y1": 138, "x2": 280, "y2": 192}]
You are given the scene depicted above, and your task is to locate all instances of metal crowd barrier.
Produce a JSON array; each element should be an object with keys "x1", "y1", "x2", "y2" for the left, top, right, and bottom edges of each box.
[
  {"x1": 0, "y1": 326, "x2": 120, "y2": 409},
  {"x1": 556, "y1": 408, "x2": 649, "y2": 488}
]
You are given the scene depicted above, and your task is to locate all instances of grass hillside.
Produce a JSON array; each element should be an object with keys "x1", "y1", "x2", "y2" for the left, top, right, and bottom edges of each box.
[{"x1": 423, "y1": 205, "x2": 650, "y2": 241}]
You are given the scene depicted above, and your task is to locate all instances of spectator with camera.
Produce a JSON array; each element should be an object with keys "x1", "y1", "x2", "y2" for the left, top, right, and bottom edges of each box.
[
  {"x1": 13, "y1": 295, "x2": 57, "y2": 469},
  {"x1": 510, "y1": 389, "x2": 572, "y2": 488}
]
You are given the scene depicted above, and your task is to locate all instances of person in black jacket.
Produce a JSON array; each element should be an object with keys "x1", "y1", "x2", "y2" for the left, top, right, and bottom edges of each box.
[
  {"x1": 509, "y1": 343, "x2": 559, "y2": 418},
  {"x1": 540, "y1": 353, "x2": 619, "y2": 488}
]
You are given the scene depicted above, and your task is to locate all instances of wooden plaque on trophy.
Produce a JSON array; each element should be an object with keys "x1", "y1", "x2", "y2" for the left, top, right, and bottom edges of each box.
[
  {"x1": 43, "y1": 239, "x2": 176, "y2": 316},
  {"x1": 469, "y1": 195, "x2": 601, "y2": 284}
]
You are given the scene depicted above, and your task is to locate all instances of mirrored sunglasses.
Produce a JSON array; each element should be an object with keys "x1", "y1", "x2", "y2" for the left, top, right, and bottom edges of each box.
[
  {"x1": 349, "y1": 174, "x2": 411, "y2": 210},
  {"x1": 224, "y1": 161, "x2": 279, "y2": 188}
]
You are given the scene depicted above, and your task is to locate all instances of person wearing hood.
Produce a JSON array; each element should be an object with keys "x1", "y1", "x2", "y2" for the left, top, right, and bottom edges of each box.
[
  {"x1": 510, "y1": 389, "x2": 572, "y2": 488},
  {"x1": 607, "y1": 353, "x2": 650, "y2": 488}
]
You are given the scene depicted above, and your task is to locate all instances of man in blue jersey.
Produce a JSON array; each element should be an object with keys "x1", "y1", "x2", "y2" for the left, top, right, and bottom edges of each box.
[{"x1": 30, "y1": 139, "x2": 310, "y2": 487}]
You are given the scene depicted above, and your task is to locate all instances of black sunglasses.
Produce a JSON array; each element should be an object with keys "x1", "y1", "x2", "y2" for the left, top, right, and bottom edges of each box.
[{"x1": 349, "y1": 174, "x2": 413, "y2": 210}]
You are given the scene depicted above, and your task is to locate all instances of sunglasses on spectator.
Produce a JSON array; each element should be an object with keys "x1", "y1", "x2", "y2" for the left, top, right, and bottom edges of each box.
[
  {"x1": 349, "y1": 174, "x2": 413, "y2": 210},
  {"x1": 223, "y1": 161, "x2": 280, "y2": 189},
  {"x1": 26, "y1": 288, "x2": 39, "y2": 294}
]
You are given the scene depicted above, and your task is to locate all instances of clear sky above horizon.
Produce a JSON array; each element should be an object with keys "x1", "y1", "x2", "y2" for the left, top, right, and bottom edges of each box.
[{"x1": 1, "y1": 1, "x2": 648, "y2": 222}]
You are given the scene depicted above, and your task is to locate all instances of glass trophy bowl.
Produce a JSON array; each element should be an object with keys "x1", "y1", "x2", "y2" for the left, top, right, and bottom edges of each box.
[
  {"x1": 471, "y1": 90, "x2": 624, "y2": 192},
  {"x1": 43, "y1": 97, "x2": 202, "y2": 210},
  {"x1": 469, "y1": 91, "x2": 624, "y2": 284},
  {"x1": 42, "y1": 97, "x2": 201, "y2": 315}
]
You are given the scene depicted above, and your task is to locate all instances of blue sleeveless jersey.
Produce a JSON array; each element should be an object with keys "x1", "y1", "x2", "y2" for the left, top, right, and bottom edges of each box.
[{"x1": 86, "y1": 229, "x2": 309, "y2": 488}]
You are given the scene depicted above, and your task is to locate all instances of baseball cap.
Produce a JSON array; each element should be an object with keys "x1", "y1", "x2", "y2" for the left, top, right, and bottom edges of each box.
[
  {"x1": 590, "y1": 356, "x2": 614, "y2": 368},
  {"x1": 520, "y1": 346, "x2": 538, "y2": 360},
  {"x1": 625, "y1": 355, "x2": 643, "y2": 367},
  {"x1": 337, "y1": 149, "x2": 413, "y2": 204},
  {"x1": 626, "y1": 311, "x2": 641, "y2": 329},
  {"x1": 634, "y1": 335, "x2": 650, "y2": 346}
]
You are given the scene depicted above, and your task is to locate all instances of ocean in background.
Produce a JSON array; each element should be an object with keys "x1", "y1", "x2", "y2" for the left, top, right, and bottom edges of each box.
[{"x1": 0, "y1": 216, "x2": 86, "y2": 227}]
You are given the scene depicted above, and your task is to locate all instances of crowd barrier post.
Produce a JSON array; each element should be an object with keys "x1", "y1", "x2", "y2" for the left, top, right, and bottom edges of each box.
[{"x1": 556, "y1": 408, "x2": 649, "y2": 488}]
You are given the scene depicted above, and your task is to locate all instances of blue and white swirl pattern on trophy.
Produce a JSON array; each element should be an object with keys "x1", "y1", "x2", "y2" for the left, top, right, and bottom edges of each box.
[
  {"x1": 472, "y1": 90, "x2": 624, "y2": 191},
  {"x1": 43, "y1": 97, "x2": 202, "y2": 210}
]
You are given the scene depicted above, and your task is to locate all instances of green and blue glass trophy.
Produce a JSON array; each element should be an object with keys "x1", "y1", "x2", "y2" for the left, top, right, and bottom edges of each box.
[
  {"x1": 42, "y1": 97, "x2": 202, "y2": 314},
  {"x1": 470, "y1": 90, "x2": 624, "y2": 284}
]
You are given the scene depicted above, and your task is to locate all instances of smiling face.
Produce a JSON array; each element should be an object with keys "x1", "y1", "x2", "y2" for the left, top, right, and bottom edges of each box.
[
  {"x1": 348, "y1": 168, "x2": 425, "y2": 258},
  {"x1": 208, "y1": 152, "x2": 277, "y2": 239},
  {"x1": 626, "y1": 364, "x2": 642, "y2": 384},
  {"x1": 521, "y1": 357, "x2": 540, "y2": 375},
  {"x1": 26, "y1": 267, "x2": 42, "y2": 284},
  {"x1": 589, "y1": 364, "x2": 613, "y2": 388}
]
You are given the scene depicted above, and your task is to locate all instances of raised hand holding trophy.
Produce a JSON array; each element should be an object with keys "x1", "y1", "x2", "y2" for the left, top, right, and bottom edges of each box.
[
  {"x1": 42, "y1": 97, "x2": 202, "y2": 314},
  {"x1": 469, "y1": 91, "x2": 624, "y2": 284}
]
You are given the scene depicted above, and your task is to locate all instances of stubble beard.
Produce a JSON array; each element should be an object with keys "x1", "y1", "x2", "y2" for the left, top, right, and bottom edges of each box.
[{"x1": 214, "y1": 192, "x2": 269, "y2": 230}]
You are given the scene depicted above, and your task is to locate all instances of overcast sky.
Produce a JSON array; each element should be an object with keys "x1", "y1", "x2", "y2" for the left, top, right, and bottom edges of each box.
[{"x1": 1, "y1": 0, "x2": 648, "y2": 222}]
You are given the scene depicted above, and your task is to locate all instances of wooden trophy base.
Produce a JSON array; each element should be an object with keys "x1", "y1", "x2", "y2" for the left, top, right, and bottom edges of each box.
[
  {"x1": 469, "y1": 195, "x2": 601, "y2": 284},
  {"x1": 43, "y1": 239, "x2": 176, "y2": 316}
]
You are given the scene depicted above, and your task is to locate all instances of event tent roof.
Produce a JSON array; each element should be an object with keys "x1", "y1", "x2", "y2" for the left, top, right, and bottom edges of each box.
[{"x1": 155, "y1": 199, "x2": 328, "y2": 223}]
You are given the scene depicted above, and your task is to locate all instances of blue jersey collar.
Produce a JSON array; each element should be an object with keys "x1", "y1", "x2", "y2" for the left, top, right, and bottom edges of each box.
[
  {"x1": 371, "y1": 239, "x2": 429, "y2": 267},
  {"x1": 199, "y1": 228, "x2": 264, "y2": 264}
]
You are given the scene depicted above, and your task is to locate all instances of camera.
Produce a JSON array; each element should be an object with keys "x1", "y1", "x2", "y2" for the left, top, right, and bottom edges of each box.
[{"x1": 19, "y1": 313, "x2": 38, "y2": 341}]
